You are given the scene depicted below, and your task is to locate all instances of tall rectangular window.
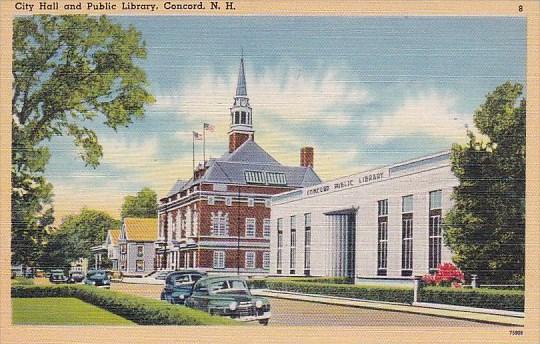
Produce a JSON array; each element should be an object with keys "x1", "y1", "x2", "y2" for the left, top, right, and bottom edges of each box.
[
  {"x1": 136, "y1": 260, "x2": 144, "y2": 272},
  {"x1": 245, "y1": 218, "x2": 256, "y2": 237},
  {"x1": 213, "y1": 251, "x2": 225, "y2": 269},
  {"x1": 429, "y1": 190, "x2": 443, "y2": 272},
  {"x1": 137, "y1": 245, "x2": 144, "y2": 257},
  {"x1": 263, "y1": 251, "x2": 270, "y2": 270},
  {"x1": 277, "y1": 218, "x2": 283, "y2": 273},
  {"x1": 401, "y1": 195, "x2": 414, "y2": 276},
  {"x1": 263, "y1": 219, "x2": 271, "y2": 238},
  {"x1": 377, "y1": 199, "x2": 388, "y2": 276},
  {"x1": 304, "y1": 213, "x2": 311, "y2": 275},
  {"x1": 245, "y1": 251, "x2": 256, "y2": 269},
  {"x1": 290, "y1": 215, "x2": 296, "y2": 273}
]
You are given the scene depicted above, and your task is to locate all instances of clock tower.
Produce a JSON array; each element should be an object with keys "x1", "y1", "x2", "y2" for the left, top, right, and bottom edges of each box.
[{"x1": 229, "y1": 56, "x2": 254, "y2": 153}]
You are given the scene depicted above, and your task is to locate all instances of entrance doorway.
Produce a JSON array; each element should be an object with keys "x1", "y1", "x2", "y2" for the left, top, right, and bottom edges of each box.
[{"x1": 325, "y1": 209, "x2": 356, "y2": 278}]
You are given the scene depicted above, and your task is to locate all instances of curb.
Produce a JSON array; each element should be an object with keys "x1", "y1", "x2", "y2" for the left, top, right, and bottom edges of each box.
[{"x1": 254, "y1": 289, "x2": 524, "y2": 327}]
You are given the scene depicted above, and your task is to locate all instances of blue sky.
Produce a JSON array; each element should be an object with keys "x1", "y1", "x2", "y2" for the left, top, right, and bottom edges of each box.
[{"x1": 44, "y1": 16, "x2": 526, "y2": 222}]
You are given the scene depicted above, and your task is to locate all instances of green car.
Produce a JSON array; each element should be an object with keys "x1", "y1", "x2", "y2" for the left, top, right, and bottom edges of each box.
[{"x1": 185, "y1": 276, "x2": 271, "y2": 325}]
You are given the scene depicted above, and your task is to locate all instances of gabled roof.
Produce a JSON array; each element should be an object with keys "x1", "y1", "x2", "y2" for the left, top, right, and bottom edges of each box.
[
  {"x1": 122, "y1": 218, "x2": 157, "y2": 242},
  {"x1": 107, "y1": 229, "x2": 121, "y2": 245}
]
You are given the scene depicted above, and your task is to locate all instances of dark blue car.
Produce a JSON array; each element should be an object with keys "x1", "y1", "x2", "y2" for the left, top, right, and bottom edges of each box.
[{"x1": 160, "y1": 270, "x2": 206, "y2": 304}]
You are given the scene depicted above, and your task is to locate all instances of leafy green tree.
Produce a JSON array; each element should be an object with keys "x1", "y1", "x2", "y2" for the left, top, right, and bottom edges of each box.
[
  {"x1": 121, "y1": 187, "x2": 158, "y2": 218},
  {"x1": 40, "y1": 208, "x2": 120, "y2": 269},
  {"x1": 444, "y1": 81, "x2": 525, "y2": 284},
  {"x1": 11, "y1": 15, "x2": 154, "y2": 266}
]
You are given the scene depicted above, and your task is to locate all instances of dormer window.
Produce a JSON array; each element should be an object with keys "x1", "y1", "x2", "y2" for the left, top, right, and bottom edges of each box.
[{"x1": 244, "y1": 170, "x2": 287, "y2": 186}]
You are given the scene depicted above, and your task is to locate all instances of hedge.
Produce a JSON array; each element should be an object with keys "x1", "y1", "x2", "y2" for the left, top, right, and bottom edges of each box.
[
  {"x1": 421, "y1": 286, "x2": 524, "y2": 312},
  {"x1": 11, "y1": 285, "x2": 239, "y2": 326},
  {"x1": 11, "y1": 277, "x2": 34, "y2": 286},
  {"x1": 266, "y1": 279, "x2": 413, "y2": 304}
]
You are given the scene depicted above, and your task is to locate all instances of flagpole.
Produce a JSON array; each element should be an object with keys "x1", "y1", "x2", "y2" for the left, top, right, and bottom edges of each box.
[
  {"x1": 192, "y1": 132, "x2": 195, "y2": 179},
  {"x1": 203, "y1": 125, "x2": 206, "y2": 165}
]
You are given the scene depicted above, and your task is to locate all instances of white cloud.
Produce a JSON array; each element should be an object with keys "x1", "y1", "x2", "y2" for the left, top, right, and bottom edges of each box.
[
  {"x1": 365, "y1": 91, "x2": 471, "y2": 144},
  {"x1": 100, "y1": 136, "x2": 160, "y2": 169}
]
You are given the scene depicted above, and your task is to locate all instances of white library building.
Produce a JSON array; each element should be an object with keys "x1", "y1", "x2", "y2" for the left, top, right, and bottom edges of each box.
[{"x1": 270, "y1": 151, "x2": 459, "y2": 285}]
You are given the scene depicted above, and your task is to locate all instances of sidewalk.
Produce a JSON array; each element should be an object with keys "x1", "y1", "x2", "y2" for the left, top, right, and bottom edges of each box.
[{"x1": 251, "y1": 289, "x2": 524, "y2": 326}]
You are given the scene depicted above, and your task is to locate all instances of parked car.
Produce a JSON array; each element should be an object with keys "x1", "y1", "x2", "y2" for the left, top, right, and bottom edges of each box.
[
  {"x1": 185, "y1": 276, "x2": 271, "y2": 325},
  {"x1": 49, "y1": 269, "x2": 68, "y2": 284},
  {"x1": 84, "y1": 270, "x2": 111, "y2": 288},
  {"x1": 67, "y1": 271, "x2": 85, "y2": 284},
  {"x1": 160, "y1": 270, "x2": 206, "y2": 304}
]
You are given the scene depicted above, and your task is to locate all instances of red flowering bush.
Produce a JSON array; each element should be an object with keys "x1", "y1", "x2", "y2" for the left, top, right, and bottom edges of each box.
[{"x1": 422, "y1": 263, "x2": 465, "y2": 288}]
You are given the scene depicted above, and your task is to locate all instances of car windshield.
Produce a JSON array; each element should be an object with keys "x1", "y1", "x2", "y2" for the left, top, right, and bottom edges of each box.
[
  {"x1": 88, "y1": 272, "x2": 106, "y2": 280},
  {"x1": 208, "y1": 280, "x2": 249, "y2": 295}
]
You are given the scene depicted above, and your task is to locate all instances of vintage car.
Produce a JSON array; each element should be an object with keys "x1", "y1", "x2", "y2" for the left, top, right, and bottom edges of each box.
[
  {"x1": 49, "y1": 269, "x2": 68, "y2": 284},
  {"x1": 84, "y1": 270, "x2": 111, "y2": 288},
  {"x1": 67, "y1": 271, "x2": 84, "y2": 284},
  {"x1": 185, "y1": 276, "x2": 271, "y2": 325},
  {"x1": 160, "y1": 270, "x2": 206, "y2": 304}
]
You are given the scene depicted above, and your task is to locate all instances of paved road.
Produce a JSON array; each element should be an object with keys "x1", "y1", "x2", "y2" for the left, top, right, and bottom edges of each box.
[{"x1": 110, "y1": 282, "x2": 500, "y2": 327}]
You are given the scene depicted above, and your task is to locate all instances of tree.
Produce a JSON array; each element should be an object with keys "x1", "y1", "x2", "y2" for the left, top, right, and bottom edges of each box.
[
  {"x1": 11, "y1": 15, "x2": 154, "y2": 266},
  {"x1": 444, "y1": 81, "x2": 525, "y2": 284},
  {"x1": 40, "y1": 208, "x2": 120, "y2": 269},
  {"x1": 121, "y1": 187, "x2": 158, "y2": 218}
]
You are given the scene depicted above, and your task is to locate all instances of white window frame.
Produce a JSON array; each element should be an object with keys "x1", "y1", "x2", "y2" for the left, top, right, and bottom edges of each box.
[
  {"x1": 208, "y1": 196, "x2": 215, "y2": 205},
  {"x1": 136, "y1": 259, "x2": 144, "y2": 272},
  {"x1": 245, "y1": 218, "x2": 256, "y2": 237},
  {"x1": 211, "y1": 212, "x2": 229, "y2": 236},
  {"x1": 213, "y1": 251, "x2": 225, "y2": 269},
  {"x1": 263, "y1": 252, "x2": 270, "y2": 270},
  {"x1": 245, "y1": 251, "x2": 256, "y2": 269},
  {"x1": 263, "y1": 218, "x2": 271, "y2": 238},
  {"x1": 248, "y1": 198, "x2": 254, "y2": 207},
  {"x1": 137, "y1": 245, "x2": 144, "y2": 257},
  {"x1": 225, "y1": 197, "x2": 232, "y2": 206}
]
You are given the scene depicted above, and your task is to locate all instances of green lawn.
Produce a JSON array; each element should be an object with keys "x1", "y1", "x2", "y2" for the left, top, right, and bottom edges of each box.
[{"x1": 12, "y1": 298, "x2": 134, "y2": 325}]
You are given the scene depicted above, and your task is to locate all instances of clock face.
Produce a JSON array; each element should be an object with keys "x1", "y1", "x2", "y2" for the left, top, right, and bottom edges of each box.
[{"x1": 240, "y1": 99, "x2": 247, "y2": 106}]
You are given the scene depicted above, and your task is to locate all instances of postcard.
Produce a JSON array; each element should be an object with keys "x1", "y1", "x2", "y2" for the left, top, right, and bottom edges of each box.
[{"x1": 1, "y1": 1, "x2": 539, "y2": 343}]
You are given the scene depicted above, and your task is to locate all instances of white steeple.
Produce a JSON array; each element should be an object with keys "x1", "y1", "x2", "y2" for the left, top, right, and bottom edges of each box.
[{"x1": 229, "y1": 53, "x2": 254, "y2": 152}]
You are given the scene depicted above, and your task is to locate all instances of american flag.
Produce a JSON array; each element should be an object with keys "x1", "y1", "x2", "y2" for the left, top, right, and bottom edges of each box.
[
  {"x1": 193, "y1": 131, "x2": 202, "y2": 140},
  {"x1": 204, "y1": 123, "x2": 215, "y2": 132}
]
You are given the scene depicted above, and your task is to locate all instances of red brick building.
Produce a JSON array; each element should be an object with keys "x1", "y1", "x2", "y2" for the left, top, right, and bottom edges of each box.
[{"x1": 156, "y1": 57, "x2": 321, "y2": 275}]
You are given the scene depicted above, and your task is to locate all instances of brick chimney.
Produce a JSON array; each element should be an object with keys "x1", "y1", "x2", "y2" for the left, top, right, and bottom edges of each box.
[{"x1": 300, "y1": 147, "x2": 314, "y2": 168}]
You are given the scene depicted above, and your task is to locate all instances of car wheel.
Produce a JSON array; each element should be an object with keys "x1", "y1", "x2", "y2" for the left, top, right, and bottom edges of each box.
[{"x1": 259, "y1": 319, "x2": 269, "y2": 326}]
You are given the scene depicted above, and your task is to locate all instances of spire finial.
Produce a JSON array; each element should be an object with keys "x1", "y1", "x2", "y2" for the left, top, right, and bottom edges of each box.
[{"x1": 236, "y1": 52, "x2": 247, "y2": 96}]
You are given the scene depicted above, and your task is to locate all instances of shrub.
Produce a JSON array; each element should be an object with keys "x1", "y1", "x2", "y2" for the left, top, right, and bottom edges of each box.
[
  {"x1": 421, "y1": 286, "x2": 524, "y2": 312},
  {"x1": 11, "y1": 277, "x2": 34, "y2": 286},
  {"x1": 11, "y1": 285, "x2": 239, "y2": 325},
  {"x1": 246, "y1": 278, "x2": 267, "y2": 290},
  {"x1": 266, "y1": 279, "x2": 413, "y2": 304}
]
